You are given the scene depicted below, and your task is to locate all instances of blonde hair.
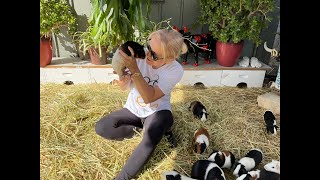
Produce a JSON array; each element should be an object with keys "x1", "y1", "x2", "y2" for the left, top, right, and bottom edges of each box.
[{"x1": 148, "y1": 29, "x2": 188, "y2": 61}]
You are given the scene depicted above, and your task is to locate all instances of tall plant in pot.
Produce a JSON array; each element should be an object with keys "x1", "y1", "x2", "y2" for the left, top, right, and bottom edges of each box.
[
  {"x1": 40, "y1": 0, "x2": 77, "y2": 67},
  {"x1": 74, "y1": 0, "x2": 151, "y2": 65},
  {"x1": 199, "y1": 0, "x2": 275, "y2": 67}
]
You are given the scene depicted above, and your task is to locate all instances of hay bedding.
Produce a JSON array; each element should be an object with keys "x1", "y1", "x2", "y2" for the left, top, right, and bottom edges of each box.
[{"x1": 40, "y1": 83, "x2": 280, "y2": 180}]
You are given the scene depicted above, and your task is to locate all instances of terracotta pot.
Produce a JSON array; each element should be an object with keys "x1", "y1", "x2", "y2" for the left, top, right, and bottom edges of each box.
[
  {"x1": 88, "y1": 47, "x2": 108, "y2": 65},
  {"x1": 40, "y1": 37, "x2": 53, "y2": 67},
  {"x1": 216, "y1": 40, "x2": 244, "y2": 67}
]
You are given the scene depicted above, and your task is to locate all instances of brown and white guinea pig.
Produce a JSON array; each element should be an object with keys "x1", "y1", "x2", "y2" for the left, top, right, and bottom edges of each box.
[
  {"x1": 207, "y1": 149, "x2": 236, "y2": 169},
  {"x1": 191, "y1": 160, "x2": 226, "y2": 180},
  {"x1": 189, "y1": 101, "x2": 209, "y2": 121},
  {"x1": 162, "y1": 171, "x2": 197, "y2": 180},
  {"x1": 192, "y1": 127, "x2": 210, "y2": 154},
  {"x1": 233, "y1": 148, "x2": 263, "y2": 177},
  {"x1": 111, "y1": 41, "x2": 146, "y2": 77},
  {"x1": 236, "y1": 169, "x2": 261, "y2": 180},
  {"x1": 263, "y1": 111, "x2": 278, "y2": 135}
]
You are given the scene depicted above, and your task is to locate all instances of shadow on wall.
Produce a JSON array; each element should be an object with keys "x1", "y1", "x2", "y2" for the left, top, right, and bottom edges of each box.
[
  {"x1": 54, "y1": 14, "x2": 89, "y2": 58},
  {"x1": 56, "y1": 27, "x2": 77, "y2": 57},
  {"x1": 74, "y1": 14, "x2": 90, "y2": 59}
]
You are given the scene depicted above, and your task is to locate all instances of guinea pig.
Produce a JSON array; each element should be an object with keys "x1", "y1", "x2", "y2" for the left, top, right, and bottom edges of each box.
[
  {"x1": 192, "y1": 127, "x2": 209, "y2": 154},
  {"x1": 162, "y1": 170, "x2": 197, "y2": 180},
  {"x1": 233, "y1": 148, "x2": 263, "y2": 177},
  {"x1": 189, "y1": 101, "x2": 209, "y2": 121},
  {"x1": 264, "y1": 160, "x2": 280, "y2": 174},
  {"x1": 263, "y1": 111, "x2": 278, "y2": 135},
  {"x1": 236, "y1": 169, "x2": 260, "y2": 180},
  {"x1": 207, "y1": 149, "x2": 236, "y2": 169},
  {"x1": 259, "y1": 168, "x2": 280, "y2": 180},
  {"x1": 111, "y1": 41, "x2": 146, "y2": 77},
  {"x1": 191, "y1": 160, "x2": 226, "y2": 180}
]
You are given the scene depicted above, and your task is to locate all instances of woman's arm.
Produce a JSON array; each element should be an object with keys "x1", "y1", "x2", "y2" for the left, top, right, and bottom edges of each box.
[
  {"x1": 119, "y1": 47, "x2": 165, "y2": 103},
  {"x1": 130, "y1": 72, "x2": 164, "y2": 103}
]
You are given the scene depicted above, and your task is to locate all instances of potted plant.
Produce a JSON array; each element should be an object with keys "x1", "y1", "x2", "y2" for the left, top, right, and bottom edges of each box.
[
  {"x1": 199, "y1": 0, "x2": 275, "y2": 67},
  {"x1": 73, "y1": 0, "x2": 151, "y2": 65},
  {"x1": 40, "y1": 0, "x2": 77, "y2": 67}
]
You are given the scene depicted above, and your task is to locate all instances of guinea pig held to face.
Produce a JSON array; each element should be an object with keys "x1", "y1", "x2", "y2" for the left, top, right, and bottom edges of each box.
[
  {"x1": 189, "y1": 101, "x2": 209, "y2": 121},
  {"x1": 111, "y1": 41, "x2": 146, "y2": 77},
  {"x1": 192, "y1": 127, "x2": 209, "y2": 154}
]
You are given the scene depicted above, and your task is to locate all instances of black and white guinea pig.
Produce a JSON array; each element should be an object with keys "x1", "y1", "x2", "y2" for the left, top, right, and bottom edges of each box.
[
  {"x1": 189, "y1": 101, "x2": 209, "y2": 121},
  {"x1": 264, "y1": 160, "x2": 280, "y2": 174},
  {"x1": 191, "y1": 160, "x2": 226, "y2": 180},
  {"x1": 233, "y1": 148, "x2": 263, "y2": 177},
  {"x1": 263, "y1": 111, "x2": 278, "y2": 135},
  {"x1": 208, "y1": 149, "x2": 236, "y2": 169},
  {"x1": 236, "y1": 169, "x2": 260, "y2": 180},
  {"x1": 192, "y1": 127, "x2": 210, "y2": 154},
  {"x1": 162, "y1": 171, "x2": 197, "y2": 180},
  {"x1": 111, "y1": 41, "x2": 146, "y2": 77},
  {"x1": 259, "y1": 165, "x2": 280, "y2": 180}
]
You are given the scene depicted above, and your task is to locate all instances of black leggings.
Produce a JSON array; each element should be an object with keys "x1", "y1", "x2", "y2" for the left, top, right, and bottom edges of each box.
[{"x1": 95, "y1": 108, "x2": 173, "y2": 180}]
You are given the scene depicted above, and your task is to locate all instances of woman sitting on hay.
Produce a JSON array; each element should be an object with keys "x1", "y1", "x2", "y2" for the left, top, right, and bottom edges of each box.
[{"x1": 95, "y1": 29, "x2": 188, "y2": 180}]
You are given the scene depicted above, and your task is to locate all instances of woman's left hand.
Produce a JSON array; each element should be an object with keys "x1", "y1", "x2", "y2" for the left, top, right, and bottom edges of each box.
[{"x1": 119, "y1": 46, "x2": 139, "y2": 74}]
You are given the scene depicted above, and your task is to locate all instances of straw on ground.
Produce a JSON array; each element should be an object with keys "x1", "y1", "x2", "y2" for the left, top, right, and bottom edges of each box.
[{"x1": 40, "y1": 83, "x2": 280, "y2": 180}]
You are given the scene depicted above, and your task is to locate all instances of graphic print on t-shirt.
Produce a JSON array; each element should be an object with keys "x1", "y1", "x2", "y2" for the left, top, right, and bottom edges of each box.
[
  {"x1": 144, "y1": 74, "x2": 159, "y2": 87},
  {"x1": 136, "y1": 74, "x2": 160, "y2": 109}
]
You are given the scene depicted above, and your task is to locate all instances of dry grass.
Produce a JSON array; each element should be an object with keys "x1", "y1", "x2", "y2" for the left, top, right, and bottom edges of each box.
[{"x1": 40, "y1": 83, "x2": 280, "y2": 180}]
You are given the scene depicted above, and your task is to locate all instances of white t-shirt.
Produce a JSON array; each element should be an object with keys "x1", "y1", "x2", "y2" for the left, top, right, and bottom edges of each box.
[{"x1": 124, "y1": 58, "x2": 184, "y2": 118}]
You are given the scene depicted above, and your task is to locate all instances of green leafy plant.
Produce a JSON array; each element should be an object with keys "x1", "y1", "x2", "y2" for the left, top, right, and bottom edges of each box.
[
  {"x1": 40, "y1": 0, "x2": 77, "y2": 38},
  {"x1": 199, "y1": 0, "x2": 275, "y2": 45},
  {"x1": 74, "y1": 0, "x2": 151, "y2": 57}
]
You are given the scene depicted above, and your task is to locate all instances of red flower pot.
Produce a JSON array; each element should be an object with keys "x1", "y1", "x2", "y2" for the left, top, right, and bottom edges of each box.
[
  {"x1": 216, "y1": 41, "x2": 244, "y2": 67},
  {"x1": 88, "y1": 47, "x2": 108, "y2": 65},
  {"x1": 40, "y1": 38, "x2": 53, "y2": 67}
]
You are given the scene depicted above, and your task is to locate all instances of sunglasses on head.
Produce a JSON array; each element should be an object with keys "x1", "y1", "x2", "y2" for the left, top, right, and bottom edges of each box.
[{"x1": 146, "y1": 42, "x2": 164, "y2": 61}]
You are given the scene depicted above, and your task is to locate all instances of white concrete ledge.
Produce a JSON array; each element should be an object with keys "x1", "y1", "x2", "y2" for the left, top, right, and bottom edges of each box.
[{"x1": 40, "y1": 57, "x2": 272, "y2": 87}]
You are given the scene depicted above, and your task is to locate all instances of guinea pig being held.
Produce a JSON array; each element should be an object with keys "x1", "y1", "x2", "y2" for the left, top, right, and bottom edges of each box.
[
  {"x1": 192, "y1": 127, "x2": 209, "y2": 154},
  {"x1": 111, "y1": 41, "x2": 146, "y2": 77},
  {"x1": 207, "y1": 149, "x2": 236, "y2": 169},
  {"x1": 189, "y1": 101, "x2": 209, "y2": 121},
  {"x1": 263, "y1": 111, "x2": 278, "y2": 135},
  {"x1": 233, "y1": 148, "x2": 263, "y2": 177}
]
